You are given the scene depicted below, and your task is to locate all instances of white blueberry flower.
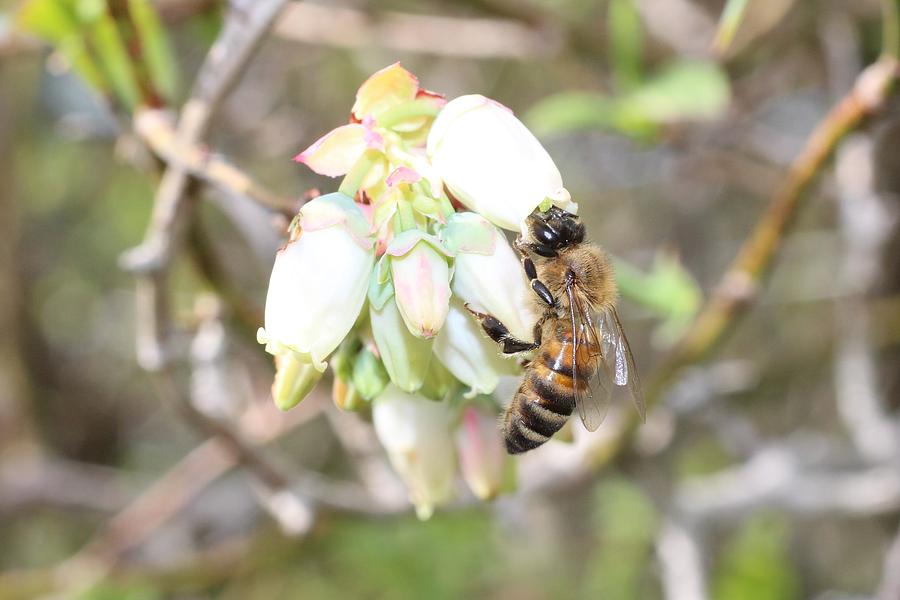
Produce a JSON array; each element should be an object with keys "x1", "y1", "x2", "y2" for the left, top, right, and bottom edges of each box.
[
  {"x1": 433, "y1": 299, "x2": 517, "y2": 396},
  {"x1": 258, "y1": 193, "x2": 374, "y2": 373},
  {"x1": 369, "y1": 291, "x2": 434, "y2": 393},
  {"x1": 426, "y1": 94, "x2": 578, "y2": 232},
  {"x1": 372, "y1": 385, "x2": 457, "y2": 520},
  {"x1": 445, "y1": 212, "x2": 539, "y2": 342}
]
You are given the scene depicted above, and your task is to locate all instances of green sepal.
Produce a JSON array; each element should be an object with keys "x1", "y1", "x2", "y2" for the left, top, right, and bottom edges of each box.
[
  {"x1": 367, "y1": 257, "x2": 394, "y2": 310},
  {"x1": 352, "y1": 347, "x2": 389, "y2": 401},
  {"x1": 438, "y1": 212, "x2": 497, "y2": 256},
  {"x1": 385, "y1": 229, "x2": 453, "y2": 258}
]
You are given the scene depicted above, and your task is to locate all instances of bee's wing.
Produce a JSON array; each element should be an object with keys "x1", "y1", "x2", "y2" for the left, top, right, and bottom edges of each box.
[
  {"x1": 595, "y1": 305, "x2": 646, "y2": 422},
  {"x1": 568, "y1": 288, "x2": 611, "y2": 432}
]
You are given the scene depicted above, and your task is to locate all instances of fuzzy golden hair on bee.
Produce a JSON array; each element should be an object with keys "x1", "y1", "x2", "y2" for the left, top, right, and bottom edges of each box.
[{"x1": 534, "y1": 244, "x2": 618, "y2": 311}]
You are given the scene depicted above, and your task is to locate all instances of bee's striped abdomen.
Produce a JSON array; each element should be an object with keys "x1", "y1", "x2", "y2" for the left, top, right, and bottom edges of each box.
[{"x1": 502, "y1": 334, "x2": 595, "y2": 454}]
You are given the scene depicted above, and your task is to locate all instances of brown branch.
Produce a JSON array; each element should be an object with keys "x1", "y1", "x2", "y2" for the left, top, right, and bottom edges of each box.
[
  {"x1": 646, "y1": 58, "x2": 899, "y2": 400},
  {"x1": 70, "y1": 394, "x2": 322, "y2": 567},
  {"x1": 134, "y1": 109, "x2": 297, "y2": 218},
  {"x1": 0, "y1": 458, "x2": 132, "y2": 514}
]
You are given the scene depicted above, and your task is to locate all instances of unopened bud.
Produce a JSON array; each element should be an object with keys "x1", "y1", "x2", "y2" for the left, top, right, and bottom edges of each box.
[{"x1": 272, "y1": 352, "x2": 323, "y2": 411}]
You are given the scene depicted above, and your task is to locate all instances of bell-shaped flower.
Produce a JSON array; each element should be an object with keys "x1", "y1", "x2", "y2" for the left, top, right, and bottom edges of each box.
[
  {"x1": 442, "y1": 212, "x2": 539, "y2": 342},
  {"x1": 259, "y1": 193, "x2": 374, "y2": 372},
  {"x1": 456, "y1": 405, "x2": 508, "y2": 500},
  {"x1": 369, "y1": 288, "x2": 433, "y2": 392},
  {"x1": 372, "y1": 385, "x2": 456, "y2": 519},
  {"x1": 427, "y1": 94, "x2": 578, "y2": 232},
  {"x1": 434, "y1": 299, "x2": 518, "y2": 396},
  {"x1": 387, "y1": 231, "x2": 452, "y2": 339}
]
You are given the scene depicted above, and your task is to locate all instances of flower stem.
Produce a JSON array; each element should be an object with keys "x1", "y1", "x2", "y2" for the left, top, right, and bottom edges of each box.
[
  {"x1": 378, "y1": 99, "x2": 442, "y2": 129},
  {"x1": 338, "y1": 150, "x2": 381, "y2": 198}
]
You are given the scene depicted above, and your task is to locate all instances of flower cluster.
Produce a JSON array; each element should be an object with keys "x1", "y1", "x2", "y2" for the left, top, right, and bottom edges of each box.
[{"x1": 258, "y1": 64, "x2": 576, "y2": 518}]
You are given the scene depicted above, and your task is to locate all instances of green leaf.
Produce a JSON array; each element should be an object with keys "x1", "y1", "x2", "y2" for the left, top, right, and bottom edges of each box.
[
  {"x1": 713, "y1": 514, "x2": 800, "y2": 600},
  {"x1": 608, "y1": 0, "x2": 643, "y2": 91},
  {"x1": 713, "y1": 0, "x2": 750, "y2": 54},
  {"x1": 87, "y1": 9, "x2": 141, "y2": 108},
  {"x1": 526, "y1": 92, "x2": 653, "y2": 138},
  {"x1": 614, "y1": 251, "x2": 702, "y2": 344},
  {"x1": 526, "y1": 60, "x2": 730, "y2": 138},
  {"x1": 17, "y1": 0, "x2": 79, "y2": 41},
  {"x1": 128, "y1": 0, "x2": 178, "y2": 101},
  {"x1": 16, "y1": 0, "x2": 107, "y2": 91},
  {"x1": 620, "y1": 60, "x2": 731, "y2": 124}
]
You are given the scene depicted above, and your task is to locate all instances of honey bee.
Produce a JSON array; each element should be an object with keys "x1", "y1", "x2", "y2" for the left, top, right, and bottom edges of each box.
[{"x1": 467, "y1": 207, "x2": 645, "y2": 454}]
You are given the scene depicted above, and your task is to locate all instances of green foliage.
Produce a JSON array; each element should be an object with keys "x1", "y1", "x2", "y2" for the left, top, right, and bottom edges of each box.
[
  {"x1": 608, "y1": 0, "x2": 643, "y2": 91},
  {"x1": 88, "y1": 7, "x2": 141, "y2": 108},
  {"x1": 16, "y1": 0, "x2": 178, "y2": 108},
  {"x1": 526, "y1": 61, "x2": 731, "y2": 139},
  {"x1": 17, "y1": 0, "x2": 107, "y2": 91},
  {"x1": 582, "y1": 478, "x2": 660, "y2": 600},
  {"x1": 127, "y1": 0, "x2": 178, "y2": 101},
  {"x1": 219, "y1": 513, "x2": 506, "y2": 600},
  {"x1": 614, "y1": 251, "x2": 702, "y2": 344},
  {"x1": 78, "y1": 582, "x2": 162, "y2": 600},
  {"x1": 713, "y1": 514, "x2": 801, "y2": 600}
]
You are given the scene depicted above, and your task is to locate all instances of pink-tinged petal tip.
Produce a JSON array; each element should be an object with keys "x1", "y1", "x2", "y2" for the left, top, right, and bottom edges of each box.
[
  {"x1": 386, "y1": 166, "x2": 422, "y2": 187},
  {"x1": 293, "y1": 124, "x2": 368, "y2": 177}
]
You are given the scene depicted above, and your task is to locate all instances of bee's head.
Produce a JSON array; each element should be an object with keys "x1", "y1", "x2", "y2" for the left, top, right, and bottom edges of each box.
[{"x1": 525, "y1": 206, "x2": 585, "y2": 253}]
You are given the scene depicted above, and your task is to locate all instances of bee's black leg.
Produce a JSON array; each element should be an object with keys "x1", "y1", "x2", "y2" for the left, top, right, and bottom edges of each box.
[
  {"x1": 514, "y1": 237, "x2": 559, "y2": 309},
  {"x1": 465, "y1": 304, "x2": 538, "y2": 354}
]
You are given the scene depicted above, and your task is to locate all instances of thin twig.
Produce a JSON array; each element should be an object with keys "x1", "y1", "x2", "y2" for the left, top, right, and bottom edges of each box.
[
  {"x1": 134, "y1": 109, "x2": 296, "y2": 217},
  {"x1": 0, "y1": 458, "x2": 132, "y2": 514},
  {"x1": 121, "y1": 0, "x2": 288, "y2": 375},
  {"x1": 675, "y1": 445, "x2": 900, "y2": 520}
]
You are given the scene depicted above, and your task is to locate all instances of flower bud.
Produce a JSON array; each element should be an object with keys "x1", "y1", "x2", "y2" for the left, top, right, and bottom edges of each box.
[
  {"x1": 434, "y1": 300, "x2": 518, "y2": 396},
  {"x1": 372, "y1": 386, "x2": 456, "y2": 519},
  {"x1": 369, "y1": 293, "x2": 433, "y2": 393},
  {"x1": 271, "y1": 352, "x2": 323, "y2": 411},
  {"x1": 352, "y1": 346, "x2": 389, "y2": 401},
  {"x1": 332, "y1": 376, "x2": 364, "y2": 412},
  {"x1": 447, "y1": 213, "x2": 539, "y2": 342},
  {"x1": 456, "y1": 405, "x2": 507, "y2": 500},
  {"x1": 388, "y1": 233, "x2": 452, "y2": 339},
  {"x1": 427, "y1": 94, "x2": 578, "y2": 232},
  {"x1": 259, "y1": 193, "x2": 374, "y2": 371}
]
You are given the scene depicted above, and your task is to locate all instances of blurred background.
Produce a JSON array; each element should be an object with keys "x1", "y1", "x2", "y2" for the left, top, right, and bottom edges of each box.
[{"x1": 1, "y1": 0, "x2": 900, "y2": 598}]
